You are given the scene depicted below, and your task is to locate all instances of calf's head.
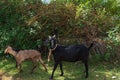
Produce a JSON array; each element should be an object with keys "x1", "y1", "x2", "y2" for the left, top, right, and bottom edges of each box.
[{"x1": 4, "y1": 46, "x2": 12, "y2": 54}]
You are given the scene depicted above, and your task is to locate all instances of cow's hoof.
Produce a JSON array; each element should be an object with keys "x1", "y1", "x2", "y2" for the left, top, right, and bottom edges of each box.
[
  {"x1": 60, "y1": 74, "x2": 63, "y2": 76},
  {"x1": 49, "y1": 77, "x2": 53, "y2": 80},
  {"x1": 85, "y1": 75, "x2": 88, "y2": 78}
]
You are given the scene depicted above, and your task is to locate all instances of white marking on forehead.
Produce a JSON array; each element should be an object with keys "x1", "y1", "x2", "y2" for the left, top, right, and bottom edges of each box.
[
  {"x1": 51, "y1": 40, "x2": 54, "y2": 47},
  {"x1": 53, "y1": 35, "x2": 56, "y2": 38}
]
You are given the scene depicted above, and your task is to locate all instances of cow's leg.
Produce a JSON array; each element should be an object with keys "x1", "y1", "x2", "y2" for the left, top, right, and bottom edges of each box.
[
  {"x1": 59, "y1": 62, "x2": 64, "y2": 76},
  {"x1": 49, "y1": 62, "x2": 59, "y2": 80},
  {"x1": 83, "y1": 60, "x2": 88, "y2": 78}
]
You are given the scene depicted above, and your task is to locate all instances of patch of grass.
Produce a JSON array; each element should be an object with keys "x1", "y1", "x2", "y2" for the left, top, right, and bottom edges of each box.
[{"x1": 0, "y1": 58, "x2": 120, "y2": 80}]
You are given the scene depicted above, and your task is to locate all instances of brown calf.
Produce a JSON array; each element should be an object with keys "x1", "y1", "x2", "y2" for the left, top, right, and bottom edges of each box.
[{"x1": 4, "y1": 46, "x2": 47, "y2": 73}]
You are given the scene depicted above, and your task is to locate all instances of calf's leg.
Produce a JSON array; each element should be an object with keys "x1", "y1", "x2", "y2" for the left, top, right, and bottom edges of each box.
[
  {"x1": 31, "y1": 60, "x2": 38, "y2": 74},
  {"x1": 16, "y1": 60, "x2": 23, "y2": 72},
  {"x1": 15, "y1": 60, "x2": 17, "y2": 68},
  {"x1": 17, "y1": 63, "x2": 22, "y2": 73},
  {"x1": 39, "y1": 57, "x2": 47, "y2": 71}
]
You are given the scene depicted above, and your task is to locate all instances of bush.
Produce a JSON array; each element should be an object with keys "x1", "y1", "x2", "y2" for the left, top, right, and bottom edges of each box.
[{"x1": 0, "y1": 0, "x2": 120, "y2": 60}]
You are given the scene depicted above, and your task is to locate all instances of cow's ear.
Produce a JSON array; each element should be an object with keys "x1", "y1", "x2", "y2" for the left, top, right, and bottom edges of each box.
[
  {"x1": 53, "y1": 35, "x2": 56, "y2": 38},
  {"x1": 48, "y1": 35, "x2": 52, "y2": 40}
]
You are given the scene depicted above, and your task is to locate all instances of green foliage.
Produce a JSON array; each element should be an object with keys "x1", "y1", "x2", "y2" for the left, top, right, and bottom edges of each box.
[
  {"x1": 104, "y1": 53, "x2": 111, "y2": 61},
  {"x1": 107, "y1": 26, "x2": 120, "y2": 46},
  {"x1": 0, "y1": 0, "x2": 120, "y2": 60},
  {"x1": 0, "y1": 1, "x2": 40, "y2": 54},
  {"x1": 90, "y1": 53, "x2": 111, "y2": 63}
]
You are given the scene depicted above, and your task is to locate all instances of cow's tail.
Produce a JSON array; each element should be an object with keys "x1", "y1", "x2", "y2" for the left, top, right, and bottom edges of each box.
[{"x1": 88, "y1": 42, "x2": 94, "y2": 51}]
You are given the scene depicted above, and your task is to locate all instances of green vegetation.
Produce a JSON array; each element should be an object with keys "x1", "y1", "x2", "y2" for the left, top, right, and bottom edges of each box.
[
  {"x1": 0, "y1": 0, "x2": 120, "y2": 80},
  {"x1": 0, "y1": 58, "x2": 120, "y2": 80}
]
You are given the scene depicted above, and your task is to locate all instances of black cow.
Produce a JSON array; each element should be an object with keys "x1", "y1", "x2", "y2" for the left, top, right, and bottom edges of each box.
[{"x1": 47, "y1": 35, "x2": 93, "y2": 80}]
